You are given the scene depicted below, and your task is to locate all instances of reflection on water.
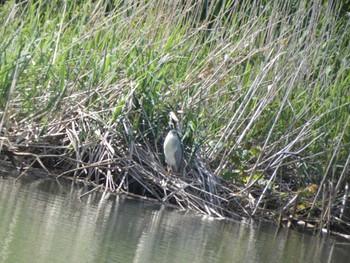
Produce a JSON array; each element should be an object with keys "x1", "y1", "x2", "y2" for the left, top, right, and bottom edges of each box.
[{"x1": 0, "y1": 169, "x2": 348, "y2": 263}]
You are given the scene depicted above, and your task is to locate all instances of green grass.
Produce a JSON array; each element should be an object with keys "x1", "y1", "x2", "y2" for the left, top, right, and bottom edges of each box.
[{"x1": 1, "y1": 0, "x2": 350, "y2": 230}]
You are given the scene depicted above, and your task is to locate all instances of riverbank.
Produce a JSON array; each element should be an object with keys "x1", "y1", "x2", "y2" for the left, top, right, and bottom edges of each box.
[{"x1": 1, "y1": 1, "x2": 349, "y2": 238}]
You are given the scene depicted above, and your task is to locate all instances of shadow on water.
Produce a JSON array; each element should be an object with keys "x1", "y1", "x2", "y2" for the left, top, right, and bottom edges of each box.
[{"x1": 0, "y1": 165, "x2": 349, "y2": 263}]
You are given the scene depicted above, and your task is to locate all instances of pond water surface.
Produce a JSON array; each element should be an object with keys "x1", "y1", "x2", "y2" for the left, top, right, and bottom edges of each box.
[{"x1": 0, "y1": 167, "x2": 348, "y2": 263}]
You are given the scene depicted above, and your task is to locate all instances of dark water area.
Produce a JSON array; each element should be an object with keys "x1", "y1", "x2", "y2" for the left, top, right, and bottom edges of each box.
[{"x1": 0, "y1": 166, "x2": 349, "y2": 263}]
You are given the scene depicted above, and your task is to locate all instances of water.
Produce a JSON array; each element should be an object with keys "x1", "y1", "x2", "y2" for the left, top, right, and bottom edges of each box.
[{"x1": 0, "y1": 169, "x2": 348, "y2": 263}]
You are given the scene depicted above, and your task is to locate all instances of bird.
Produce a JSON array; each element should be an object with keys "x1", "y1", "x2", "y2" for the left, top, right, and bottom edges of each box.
[{"x1": 163, "y1": 129, "x2": 183, "y2": 173}]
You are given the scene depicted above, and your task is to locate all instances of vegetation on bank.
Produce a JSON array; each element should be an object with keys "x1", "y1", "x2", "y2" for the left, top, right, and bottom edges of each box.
[{"x1": 0, "y1": 1, "x2": 349, "y2": 237}]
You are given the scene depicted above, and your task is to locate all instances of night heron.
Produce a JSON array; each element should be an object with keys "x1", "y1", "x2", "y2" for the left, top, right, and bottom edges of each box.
[
  {"x1": 163, "y1": 112, "x2": 183, "y2": 173},
  {"x1": 164, "y1": 129, "x2": 182, "y2": 173}
]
